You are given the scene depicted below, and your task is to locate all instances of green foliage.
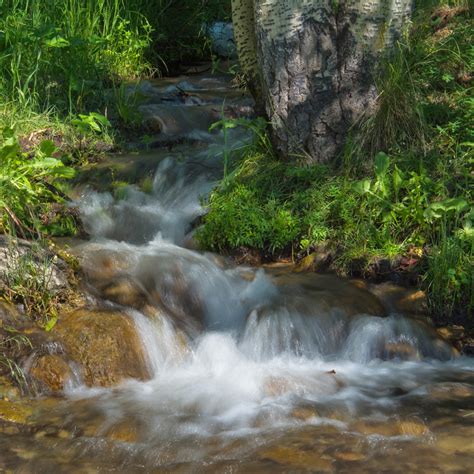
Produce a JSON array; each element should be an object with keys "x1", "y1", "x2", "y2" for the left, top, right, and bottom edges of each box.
[
  {"x1": 2, "y1": 241, "x2": 62, "y2": 329},
  {"x1": 0, "y1": 0, "x2": 154, "y2": 116},
  {"x1": 0, "y1": 326, "x2": 31, "y2": 388},
  {"x1": 199, "y1": 3, "x2": 473, "y2": 319},
  {"x1": 0, "y1": 129, "x2": 75, "y2": 237},
  {"x1": 426, "y1": 230, "x2": 473, "y2": 320},
  {"x1": 71, "y1": 112, "x2": 111, "y2": 135},
  {"x1": 113, "y1": 83, "x2": 144, "y2": 129},
  {"x1": 139, "y1": 0, "x2": 232, "y2": 66}
]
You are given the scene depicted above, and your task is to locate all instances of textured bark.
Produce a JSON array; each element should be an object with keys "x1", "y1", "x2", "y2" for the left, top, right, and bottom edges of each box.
[
  {"x1": 231, "y1": 0, "x2": 264, "y2": 112},
  {"x1": 235, "y1": 0, "x2": 413, "y2": 162}
]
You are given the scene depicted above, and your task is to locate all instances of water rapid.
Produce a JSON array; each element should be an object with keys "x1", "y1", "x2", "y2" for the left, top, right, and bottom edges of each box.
[{"x1": 8, "y1": 73, "x2": 473, "y2": 473}]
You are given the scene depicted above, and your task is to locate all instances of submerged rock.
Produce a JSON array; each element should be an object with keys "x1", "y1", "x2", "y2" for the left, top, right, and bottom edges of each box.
[
  {"x1": 383, "y1": 341, "x2": 420, "y2": 361},
  {"x1": 56, "y1": 309, "x2": 150, "y2": 387},
  {"x1": 351, "y1": 417, "x2": 429, "y2": 437},
  {"x1": 260, "y1": 445, "x2": 334, "y2": 471},
  {"x1": 368, "y1": 282, "x2": 428, "y2": 315},
  {"x1": 0, "y1": 399, "x2": 33, "y2": 424}
]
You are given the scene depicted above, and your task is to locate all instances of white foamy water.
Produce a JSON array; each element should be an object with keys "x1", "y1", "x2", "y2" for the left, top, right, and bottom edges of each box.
[{"x1": 58, "y1": 74, "x2": 474, "y2": 471}]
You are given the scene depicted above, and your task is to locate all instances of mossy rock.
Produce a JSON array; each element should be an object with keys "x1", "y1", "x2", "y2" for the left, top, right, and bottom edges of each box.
[
  {"x1": 29, "y1": 354, "x2": 75, "y2": 393},
  {"x1": 56, "y1": 308, "x2": 150, "y2": 387},
  {"x1": 0, "y1": 399, "x2": 33, "y2": 424}
]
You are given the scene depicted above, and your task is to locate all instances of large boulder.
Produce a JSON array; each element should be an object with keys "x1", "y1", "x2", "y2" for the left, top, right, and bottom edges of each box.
[{"x1": 56, "y1": 309, "x2": 150, "y2": 387}]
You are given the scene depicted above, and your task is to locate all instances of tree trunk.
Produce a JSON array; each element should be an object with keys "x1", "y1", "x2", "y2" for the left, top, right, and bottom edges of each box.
[
  {"x1": 231, "y1": 0, "x2": 265, "y2": 113},
  {"x1": 234, "y1": 0, "x2": 413, "y2": 162}
]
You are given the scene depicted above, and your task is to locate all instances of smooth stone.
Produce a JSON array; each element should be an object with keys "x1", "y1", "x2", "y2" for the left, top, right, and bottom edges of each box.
[{"x1": 334, "y1": 451, "x2": 367, "y2": 461}]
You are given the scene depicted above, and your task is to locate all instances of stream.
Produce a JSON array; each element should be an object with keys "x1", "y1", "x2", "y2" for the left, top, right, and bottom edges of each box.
[{"x1": 2, "y1": 72, "x2": 474, "y2": 473}]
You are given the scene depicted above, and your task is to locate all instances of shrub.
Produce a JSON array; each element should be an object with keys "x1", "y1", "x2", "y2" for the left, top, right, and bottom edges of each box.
[{"x1": 0, "y1": 128, "x2": 75, "y2": 237}]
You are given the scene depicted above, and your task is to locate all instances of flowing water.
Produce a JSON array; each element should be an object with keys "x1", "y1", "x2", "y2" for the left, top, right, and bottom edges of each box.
[{"x1": 2, "y1": 73, "x2": 474, "y2": 473}]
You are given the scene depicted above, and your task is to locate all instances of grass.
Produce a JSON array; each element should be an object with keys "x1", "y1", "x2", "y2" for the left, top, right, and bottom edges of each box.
[
  {"x1": 1, "y1": 236, "x2": 73, "y2": 330},
  {"x1": 0, "y1": 327, "x2": 31, "y2": 389},
  {"x1": 0, "y1": 1, "x2": 231, "y2": 149},
  {"x1": 198, "y1": 0, "x2": 473, "y2": 321},
  {"x1": 0, "y1": 0, "x2": 232, "y2": 235}
]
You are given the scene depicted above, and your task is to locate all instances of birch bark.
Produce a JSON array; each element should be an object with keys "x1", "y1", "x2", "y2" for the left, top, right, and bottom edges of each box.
[{"x1": 233, "y1": 0, "x2": 413, "y2": 162}]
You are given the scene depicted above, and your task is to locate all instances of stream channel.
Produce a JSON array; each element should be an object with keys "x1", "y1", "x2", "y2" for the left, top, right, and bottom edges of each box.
[{"x1": 3, "y1": 72, "x2": 474, "y2": 473}]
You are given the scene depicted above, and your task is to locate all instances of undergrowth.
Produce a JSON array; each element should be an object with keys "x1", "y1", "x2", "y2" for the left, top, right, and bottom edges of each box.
[
  {"x1": 0, "y1": 128, "x2": 76, "y2": 238},
  {"x1": 2, "y1": 241, "x2": 63, "y2": 330},
  {"x1": 0, "y1": 1, "x2": 231, "y2": 151},
  {"x1": 198, "y1": 0, "x2": 473, "y2": 321}
]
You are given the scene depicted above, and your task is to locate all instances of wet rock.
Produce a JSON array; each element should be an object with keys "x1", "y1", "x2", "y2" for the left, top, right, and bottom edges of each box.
[
  {"x1": 352, "y1": 420, "x2": 399, "y2": 437},
  {"x1": 424, "y1": 382, "x2": 474, "y2": 402},
  {"x1": 435, "y1": 427, "x2": 474, "y2": 455},
  {"x1": 0, "y1": 399, "x2": 33, "y2": 424},
  {"x1": 397, "y1": 420, "x2": 429, "y2": 436},
  {"x1": 260, "y1": 446, "x2": 334, "y2": 471},
  {"x1": 369, "y1": 283, "x2": 428, "y2": 315},
  {"x1": 0, "y1": 376, "x2": 21, "y2": 400},
  {"x1": 142, "y1": 116, "x2": 162, "y2": 134},
  {"x1": 349, "y1": 279, "x2": 369, "y2": 291},
  {"x1": 291, "y1": 406, "x2": 320, "y2": 421},
  {"x1": 78, "y1": 246, "x2": 132, "y2": 282},
  {"x1": 437, "y1": 325, "x2": 465, "y2": 341},
  {"x1": 334, "y1": 451, "x2": 366, "y2": 462},
  {"x1": 294, "y1": 251, "x2": 333, "y2": 273},
  {"x1": 398, "y1": 290, "x2": 428, "y2": 315},
  {"x1": 0, "y1": 300, "x2": 28, "y2": 326},
  {"x1": 263, "y1": 372, "x2": 341, "y2": 399},
  {"x1": 208, "y1": 22, "x2": 237, "y2": 58},
  {"x1": 274, "y1": 273, "x2": 387, "y2": 317},
  {"x1": 105, "y1": 420, "x2": 141, "y2": 443},
  {"x1": 29, "y1": 354, "x2": 74, "y2": 393},
  {"x1": 436, "y1": 325, "x2": 470, "y2": 353},
  {"x1": 100, "y1": 276, "x2": 148, "y2": 309},
  {"x1": 263, "y1": 376, "x2": 291, "y2": 397},
  {"x1": 383, "y1": 341, "x2": 420, "y2": 361},
  {"x1": 56, "y1": 309, "x2": 150, "y2": 387},
  {"x1": 352, "y1": 418, "x2": 429, "y2": 437}
]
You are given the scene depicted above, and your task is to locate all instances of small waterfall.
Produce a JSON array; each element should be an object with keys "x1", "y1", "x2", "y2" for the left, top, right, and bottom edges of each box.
[{"x1": 57, "y1": 72, "x2": 474, "y2": 470}]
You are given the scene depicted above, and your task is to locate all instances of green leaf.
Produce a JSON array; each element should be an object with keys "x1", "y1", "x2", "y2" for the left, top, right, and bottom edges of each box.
[
  {"x1": 54, "y1": 166, "x2": 75, "y2": 179},
  {"x1": 43, "y1": 316, "x2": 57, "y2": 331},
  {"x1": 38, "y1": 139, "x2": 56, "y2": 157},
  {"x1": 392, "y1": 165, "x2": 403, "y2": 195},
  {"x1": 354, "y1": 179, "x2": 371, "y2": 195},
  {"x1": 374, "y1": 152, "x2": 390, "y2": 178},
  {"x1": 89, "y1": 112, "x2": 111, "y2": 127},
  {"x1": 30, "y1": 157, "x2": 61, "y2": 168},
  {"x1": 44, "y1": 36, "x2": 70, "y2": 48}
]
